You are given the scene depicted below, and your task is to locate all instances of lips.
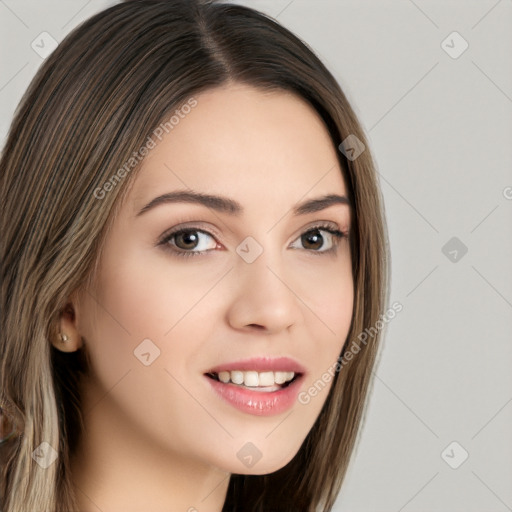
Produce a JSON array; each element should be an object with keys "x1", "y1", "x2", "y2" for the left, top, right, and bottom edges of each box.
[{"x1": 203, "y1": 357, "x2": 306, "y2": 416}]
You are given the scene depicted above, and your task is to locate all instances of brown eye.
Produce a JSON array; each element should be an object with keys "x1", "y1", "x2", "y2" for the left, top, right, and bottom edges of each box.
[
  {"x1": 301, "y1": 229, "x2": 324, "y2": 250},
  {"x1": 174, "y1": 230, "x2": 201, "y2": 250},
  {"x1": 159, "y1": 227, "x2": 219, "y2": 258},
  {"x1": 290, "y1": 225, "x2": 346, "y2": 254}
]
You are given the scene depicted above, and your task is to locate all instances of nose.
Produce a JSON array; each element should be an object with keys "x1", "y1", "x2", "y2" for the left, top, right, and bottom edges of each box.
[{"x1": 225, "y1": 246, "x2": 302, "y2": 334}]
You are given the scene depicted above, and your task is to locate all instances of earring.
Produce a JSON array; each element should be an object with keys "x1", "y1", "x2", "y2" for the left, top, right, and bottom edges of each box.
[{"x1": 59, "y1": 332, "x2": 70, "y2": 343}]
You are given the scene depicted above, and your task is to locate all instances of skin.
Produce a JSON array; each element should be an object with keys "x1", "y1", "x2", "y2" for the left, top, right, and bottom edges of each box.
[{"x1": 56, "y1": 82, "x2": 354, "y2": 512}]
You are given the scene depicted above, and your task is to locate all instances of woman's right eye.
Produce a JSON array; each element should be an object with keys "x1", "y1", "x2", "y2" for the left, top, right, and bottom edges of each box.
[{"x1": 159, "y1": 228, "x2": 220, "y2": 259}]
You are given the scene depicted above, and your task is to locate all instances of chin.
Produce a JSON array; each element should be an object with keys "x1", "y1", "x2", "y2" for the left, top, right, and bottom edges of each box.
[{"x1": 216, "y1": 442, "x2": 301, "y2": 476}]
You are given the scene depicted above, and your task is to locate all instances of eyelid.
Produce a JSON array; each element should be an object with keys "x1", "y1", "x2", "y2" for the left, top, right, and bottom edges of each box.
[
  {"x1": 158, "y1": 218, "x2": 346, "y2": 241},
  {"x1": 292, "y1": 219, "x2": 347, "y2": 238},
  {"x1": 157, "y1": 220, "x2": 222, "y2": 242}
]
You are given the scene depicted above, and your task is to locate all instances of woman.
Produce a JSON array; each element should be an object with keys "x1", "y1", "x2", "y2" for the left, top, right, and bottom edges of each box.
[{"x1": 0, "y1": 0, "x2": 389, "y2": 510}]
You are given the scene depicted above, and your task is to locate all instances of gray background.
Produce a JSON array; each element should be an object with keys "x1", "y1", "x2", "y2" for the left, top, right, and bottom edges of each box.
[{"x1": 1, "y1": 1, "x2": 511, "y2": 511}]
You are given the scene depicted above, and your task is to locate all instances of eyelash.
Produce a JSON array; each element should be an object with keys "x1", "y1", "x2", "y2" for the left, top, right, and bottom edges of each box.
[{"x1": 157, "y1": 222, "x2": 348, "y2": 259}]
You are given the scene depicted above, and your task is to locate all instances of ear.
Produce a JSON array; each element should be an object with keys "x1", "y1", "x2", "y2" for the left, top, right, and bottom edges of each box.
[{"x1": 51, "y1": 301, "x2": 84, "y2": 353}]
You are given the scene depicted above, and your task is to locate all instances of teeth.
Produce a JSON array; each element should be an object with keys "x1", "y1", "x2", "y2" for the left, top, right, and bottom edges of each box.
[
  {"x1": 218, "y1": 371, "x2": 230, "y2": 383},
  {"x1": 231, "y1": 371, "x2": 244, "y2": 385},
  {"x1": 213, "y1": 370, "x2": 296, "y2": 387},
  {"x1": 274, "y1": 371, "x2": 287, "y2": 384},
  {"x1": 244, "y1": 371, "x2": 259, "y2": 387},
  {"x1": 258, "y1": 371, "x2": 274, "y2": 386}
]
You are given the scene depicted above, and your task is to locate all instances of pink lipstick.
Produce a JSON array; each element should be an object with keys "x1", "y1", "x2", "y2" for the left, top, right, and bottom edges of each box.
[{"x1": 204, "y1": 357, "x2": 305, "y2": 416}]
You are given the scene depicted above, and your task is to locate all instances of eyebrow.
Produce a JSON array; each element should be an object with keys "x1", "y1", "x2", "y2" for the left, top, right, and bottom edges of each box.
[{"x1": 136, "y1": 190, "x2": 350, "y2": 217}]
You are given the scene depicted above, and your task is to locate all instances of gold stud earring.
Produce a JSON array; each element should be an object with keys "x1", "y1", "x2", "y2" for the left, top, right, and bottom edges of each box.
[{"x1": 59, "y1": 332, "x2": 70, "y2": 343}]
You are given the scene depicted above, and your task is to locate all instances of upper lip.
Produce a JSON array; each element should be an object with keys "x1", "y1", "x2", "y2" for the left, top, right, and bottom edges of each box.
[{"x1": 206, "y1": 356, "x2": 306, "y2": 375}]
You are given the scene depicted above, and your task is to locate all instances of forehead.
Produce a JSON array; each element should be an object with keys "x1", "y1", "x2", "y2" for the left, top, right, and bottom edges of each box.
[{"x1": 130, "y1": 83, "x2": 347, "y2": 211}]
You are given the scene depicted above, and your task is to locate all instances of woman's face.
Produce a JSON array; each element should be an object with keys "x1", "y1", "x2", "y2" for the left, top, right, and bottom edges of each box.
[{"x1": 74, "y1": 82, "x2": 353, "y2": 475}]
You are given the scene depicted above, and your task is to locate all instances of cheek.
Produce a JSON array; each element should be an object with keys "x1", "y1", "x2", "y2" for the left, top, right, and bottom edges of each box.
[
  {"x1": 317, "y1": 277, "x2": 354, "y2": 336},
  {"x1": 78, "y1": 245, "x2": 224, "y2": 396},
  {"x1": 75, "y1": 253, "x2": 222, "y2": 455},
  {"x1": 90, "y1": 245, "x2": 205, "y2": 340},
  {"x1": 296, "y1": 261, "x2": 354, "y2": 407},
  {"x1": 297, "y1": 255, "x2": 354, "y2": 346},
  {"x1": 75, "y1": 247, "x2": 175, "y2": 395}
]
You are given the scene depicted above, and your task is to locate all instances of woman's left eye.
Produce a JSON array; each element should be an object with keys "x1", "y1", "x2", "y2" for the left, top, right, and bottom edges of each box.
[
  {"x1": 158, "y1": 224, "x2": 347, "y2": 259},
  {"x1": 289, "y1": 226, "x2": 346, "y2": 254}
]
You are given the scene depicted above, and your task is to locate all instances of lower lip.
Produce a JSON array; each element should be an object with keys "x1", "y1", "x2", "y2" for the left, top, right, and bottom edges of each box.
[{"x1": 205, "y1": 375, "x2": 303, "y2": 416}]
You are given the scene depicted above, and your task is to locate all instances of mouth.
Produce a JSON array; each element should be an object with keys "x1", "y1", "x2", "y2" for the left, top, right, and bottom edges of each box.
[{"x1": 203, "y1": 357, "x2": 306, "y2": 416}]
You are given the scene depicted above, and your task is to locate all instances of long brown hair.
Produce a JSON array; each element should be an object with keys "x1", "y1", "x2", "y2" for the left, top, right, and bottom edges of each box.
[{"x1": 0, "y1": 1, "x2": 389, "y2": 510}]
